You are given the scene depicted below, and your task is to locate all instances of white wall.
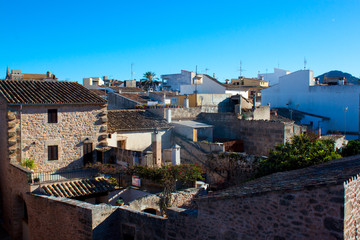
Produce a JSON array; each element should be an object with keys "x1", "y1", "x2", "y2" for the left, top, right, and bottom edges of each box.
[
  {"x1": 225, "y1": 89, "x2": 249, "y2": 98},
  {"x1": 180, "y1": 75, "x2": 226, "y2": 94},
  {"x1": 261, "y1": 70, "x2": 360, "y2": 134},
  {"x1": 161, "y1": 70, "x2": 194, "y2": 91},
  {"x1": 83, "y1": 77, "x2": 104, "y2": 89},
  {"x1": 107, "y1": 129, "x2": 172, "y2": 151},
  {"x1": 258, "y1": 68, "x2": 290, "y2": 86}
]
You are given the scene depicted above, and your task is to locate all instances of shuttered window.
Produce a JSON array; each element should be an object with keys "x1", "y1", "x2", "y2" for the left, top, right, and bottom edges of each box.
[
  {"x1": 48, "y1": 145, "x2": 58, "y2": 161},
  {"x1": 48, "y1": 109, "x2": 58, "y2": 123}
]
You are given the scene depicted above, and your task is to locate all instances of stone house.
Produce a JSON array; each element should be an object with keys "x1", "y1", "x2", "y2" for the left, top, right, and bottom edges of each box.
[
  {"x1": 107, "y1": 109, "x2": 173, "y2": 167},
  {"x1": 0, "y1": 79, "x2": 108, "y2": 239}
]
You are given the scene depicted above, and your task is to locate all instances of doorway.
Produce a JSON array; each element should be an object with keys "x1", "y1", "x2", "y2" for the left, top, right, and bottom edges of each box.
[{"x1": 83, "y1": 143, "x2": 93, "y2": 165}]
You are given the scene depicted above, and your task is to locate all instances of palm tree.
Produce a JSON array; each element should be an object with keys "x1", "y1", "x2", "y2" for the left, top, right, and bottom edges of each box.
[{"x1": 140, "y1": 72, "x2": 159, "y2": 90}]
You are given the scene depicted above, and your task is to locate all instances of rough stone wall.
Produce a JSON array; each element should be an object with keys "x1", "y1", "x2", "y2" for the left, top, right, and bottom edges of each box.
[
  {"x1": 344, "y1": 174, "x2": 360, "y2": 239},
  {"x1": 128, "y1": 188, "x2": 204, "y2": 212},
  {"x1": 20, "y1": 104, "x2": 107, "y2": 172},
  {"x1": 170, "y1": 184, "x2": 344, "y2": 239},
  {"x1": 200, "y1": 113, "x2": 287, "y2": 156}
]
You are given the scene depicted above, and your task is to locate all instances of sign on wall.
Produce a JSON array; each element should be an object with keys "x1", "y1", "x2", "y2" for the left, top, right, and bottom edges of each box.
[{"x1": 132, "y1": 176, "x2": 141, "y2": 187}]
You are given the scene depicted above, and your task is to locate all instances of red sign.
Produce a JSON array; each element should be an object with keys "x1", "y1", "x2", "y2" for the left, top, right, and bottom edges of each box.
[{"x1": 132, "y1": 176, "x2": 141, "y2": 187}]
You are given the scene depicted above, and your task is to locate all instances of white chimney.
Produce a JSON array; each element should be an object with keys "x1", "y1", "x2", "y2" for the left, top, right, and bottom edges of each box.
[{"x1": 166, "y1": 109, "x2": 171, "y2": 123}]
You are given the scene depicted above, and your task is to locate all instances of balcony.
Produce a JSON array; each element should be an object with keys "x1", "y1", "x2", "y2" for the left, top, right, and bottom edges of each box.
[{"x1": 28, "y1": 168, "x2": 99, "y2": 184}]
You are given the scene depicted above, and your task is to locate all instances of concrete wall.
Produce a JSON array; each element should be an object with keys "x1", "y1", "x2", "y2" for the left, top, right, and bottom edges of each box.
[
  {"x1": 199, "y1": 113, "x2": 299, "y2": 156},
  {"x1": 261, "y1": 69, "x2": 360, "y2": 134},
  {"x1": 161, "y1": 70, "x2": 194, "y2": 92},
  {"x1": 20, "y1": 104, "x2": 106, "y2": 172},
  {"x1": 107, "y1": 129, "x2": 172, "y2": 151}
]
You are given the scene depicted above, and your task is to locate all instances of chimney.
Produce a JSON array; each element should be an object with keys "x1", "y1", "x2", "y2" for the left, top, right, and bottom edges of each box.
[
  {"x1": 225, "y1": 79, "x2": 229, "y2": 84},
  {"x1": 47, "y1": 71, "x2": 51, "y2": 78},
  {"x1": 213, "y1": 73, "x2": 215, "y2": 78},
  {"x1": 166, "y1": 109, "x2": 171, "y2": 123},
  {"x1": 152, "y1": 129, "x2": 162, "y2": 167}
]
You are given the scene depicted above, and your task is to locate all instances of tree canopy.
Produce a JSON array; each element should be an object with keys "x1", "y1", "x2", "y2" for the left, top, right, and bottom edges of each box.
[
  {"x1": 140, "y1": 71, "x2": 159, "y2": 90},
  {"x1": 257, "y1": 134, "x2": 341, "y2": 177},
  {"x1": 341, "y1": 140, "x2": 360, "y2": 157}
]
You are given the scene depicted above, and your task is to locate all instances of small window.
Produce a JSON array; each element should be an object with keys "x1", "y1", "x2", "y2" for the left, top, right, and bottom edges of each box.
[
  {"x1": 48, "y1": 109, "x2": 58, "y2": 123},
  {"x1": 48, "y1": 145, "x2": 58, "y2": 160}
]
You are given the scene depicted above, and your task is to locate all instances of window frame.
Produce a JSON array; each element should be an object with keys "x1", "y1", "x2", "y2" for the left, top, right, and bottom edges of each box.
[
  {"x1": 48, "y1": 109, "x2": 58, "y2": 123},
  {"x1": 48, "y1": 145, "x2": 58, "y2": 161}
]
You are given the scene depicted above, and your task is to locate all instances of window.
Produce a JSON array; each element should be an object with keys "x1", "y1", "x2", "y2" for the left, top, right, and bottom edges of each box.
[
  {"x1": 48, "y1": 109, "x2": 58, "y2": 123},
  {"x1": 48, "y1": 145, "x2": 58, "y2": 160}
]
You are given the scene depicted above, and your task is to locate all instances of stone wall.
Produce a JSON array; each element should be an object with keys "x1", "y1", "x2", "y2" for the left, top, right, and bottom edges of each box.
[
  {"x1": 344, "y1": 173, "x2": 360, "y2": 239},
  {"x1": 191, "y1": 185, "x2": 344, "y2": 239},
  {"x1": 19, "y1": 104, "x2": 107, "y2": 172},
  {"x1": 200, "y1": 112, "x2": 289, "y2": 156},
  {"x1": 128, "y1": 188, "x2": 204, "y2": 213},
  {"x1": 108, "y1": 93, "x2": 138, "y2": 110}
]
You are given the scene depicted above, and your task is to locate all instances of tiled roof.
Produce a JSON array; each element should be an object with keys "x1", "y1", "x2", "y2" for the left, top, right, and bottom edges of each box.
[
  {"x1": 118, "y1": 93, "x2": 152, "y2": 104},
  {"x1": 198, "y1": 155, "x2": 360, "y2": 201},
  {"x1": 22, "y1": 74, "x2": 48, "y2": 80},
  {"x1": 108, "y1": 109, "x2": 172, "y2": 132},
  {"x1": 0, "y1": 80, "x2": 106, "y2": 104},
  {"x1": 41, "y1": 178, "x2": 114, "y2": 198}
]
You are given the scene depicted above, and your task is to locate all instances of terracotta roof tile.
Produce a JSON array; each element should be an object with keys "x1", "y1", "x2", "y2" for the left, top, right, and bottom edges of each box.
[
  {"x1": 0, "y1": 80, "x2": 106, "y2": 104},
  {"x1": 108, "y1": 109, "x2": 171, "y2": 132},
  {"x1": 41, "y1": 178, "x2": 114, "y2": 198}
]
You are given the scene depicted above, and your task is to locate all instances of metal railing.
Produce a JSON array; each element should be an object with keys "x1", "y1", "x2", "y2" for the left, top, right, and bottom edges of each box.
[{"x1": 28, "y1": 168, "x2": 99, "y2": 184}]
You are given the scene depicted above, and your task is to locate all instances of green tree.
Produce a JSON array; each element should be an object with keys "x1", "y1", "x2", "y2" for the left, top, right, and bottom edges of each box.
[
  {"x1": 128, "y1": 164, "x2": 203, "y2": 215},
  {"x1": 257, "y1": 134, "x2": 341, "y2": 177},
  {"x1": 341, "y1": 140, "x2": 360, "y2": 157},
  {"x1": 140, "y1": 71, "x2": 159, "y2": 90}
]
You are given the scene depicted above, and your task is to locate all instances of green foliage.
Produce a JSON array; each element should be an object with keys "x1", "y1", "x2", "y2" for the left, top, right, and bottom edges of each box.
[
  {"x1": 128, "y1": 164, "x2": 203, "y2": 215},
  {"x1": 129, "y1": 164, "x2": 203, "y2": 185},
  {"x1": 341, "y1": 140, "x2": 360, "y2": 157},
  {"x1": 140, "y1": 71, "x2": 159, "y2": 90},
  {"x1": 257, "y1": 134, "x2": 341, "y2": 177},
  {"x1": 108, "y1": 177, "x2": 119, "y2": 187},
  {"x1": 21, "y1": 158, "x2": 36, "y2": 170}
]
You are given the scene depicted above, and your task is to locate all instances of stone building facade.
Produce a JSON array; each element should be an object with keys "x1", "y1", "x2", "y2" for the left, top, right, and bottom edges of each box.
[
  {"x1": 0, "y1": 80, "x2": 107, "y2": 239},
  {"x1": 20, "y1": 104, "x2": 106, "y2": 172}
]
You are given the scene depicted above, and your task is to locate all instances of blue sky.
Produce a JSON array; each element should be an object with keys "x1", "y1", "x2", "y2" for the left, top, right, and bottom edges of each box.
[{"x1": 1, "y1": 0, "x2": 359, "y2": 83}]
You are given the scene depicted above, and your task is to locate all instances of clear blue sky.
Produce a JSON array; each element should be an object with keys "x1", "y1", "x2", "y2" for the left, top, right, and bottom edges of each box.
[{"x1": 1, "y1": 0, "x2": 359, "y2": 83}]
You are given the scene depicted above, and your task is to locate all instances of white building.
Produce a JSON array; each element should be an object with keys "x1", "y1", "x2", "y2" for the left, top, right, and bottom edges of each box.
[
  {"x1": 261, "y1": 70, "x2": 360, "y2": 138},
  {"x1": 258, "y1": 68, "x2": 290, "y2": 86},
  {"x1": 83, "y1": 77, "x2": 105, "y2": 89},
  {"x1": 161, "y1": 70, "x2": 248, "y2": 97}
]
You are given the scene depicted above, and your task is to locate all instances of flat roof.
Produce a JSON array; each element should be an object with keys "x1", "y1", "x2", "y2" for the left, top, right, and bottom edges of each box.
[{"x1": 171, "y1": 120, "x2": 213, "y2": 128}]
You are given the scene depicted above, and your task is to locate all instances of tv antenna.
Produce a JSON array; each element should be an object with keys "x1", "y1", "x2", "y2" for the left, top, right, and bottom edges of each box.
[
  {"x1": 238, "y1": 61, "x2": 246, "y2": 77},
  {"x1": 131, "y1": 63, "x2": 134, "y2": 80},
  {"x1": 304, "y1": 58, "x2": 307, "y2": 70},
  {"x1": 205, "y1": 68, "x2": 209, "y2": 74}
]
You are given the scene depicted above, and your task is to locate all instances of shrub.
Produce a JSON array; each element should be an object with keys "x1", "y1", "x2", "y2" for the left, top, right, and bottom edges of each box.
[
  {"x1": 341, "y1": 140, "x2": 360, "y2": 157},
  {"x1": 257, "y1": 134, "x2": 341, "y2": 177},
  {"x1": 21, "y1": 158, "x2": 36, "y2": 171}
]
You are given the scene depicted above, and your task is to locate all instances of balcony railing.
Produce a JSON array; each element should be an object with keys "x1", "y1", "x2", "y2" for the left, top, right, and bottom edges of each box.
[{"x1": 28, "y1": 168, "x2": 99, "y2": 184}]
